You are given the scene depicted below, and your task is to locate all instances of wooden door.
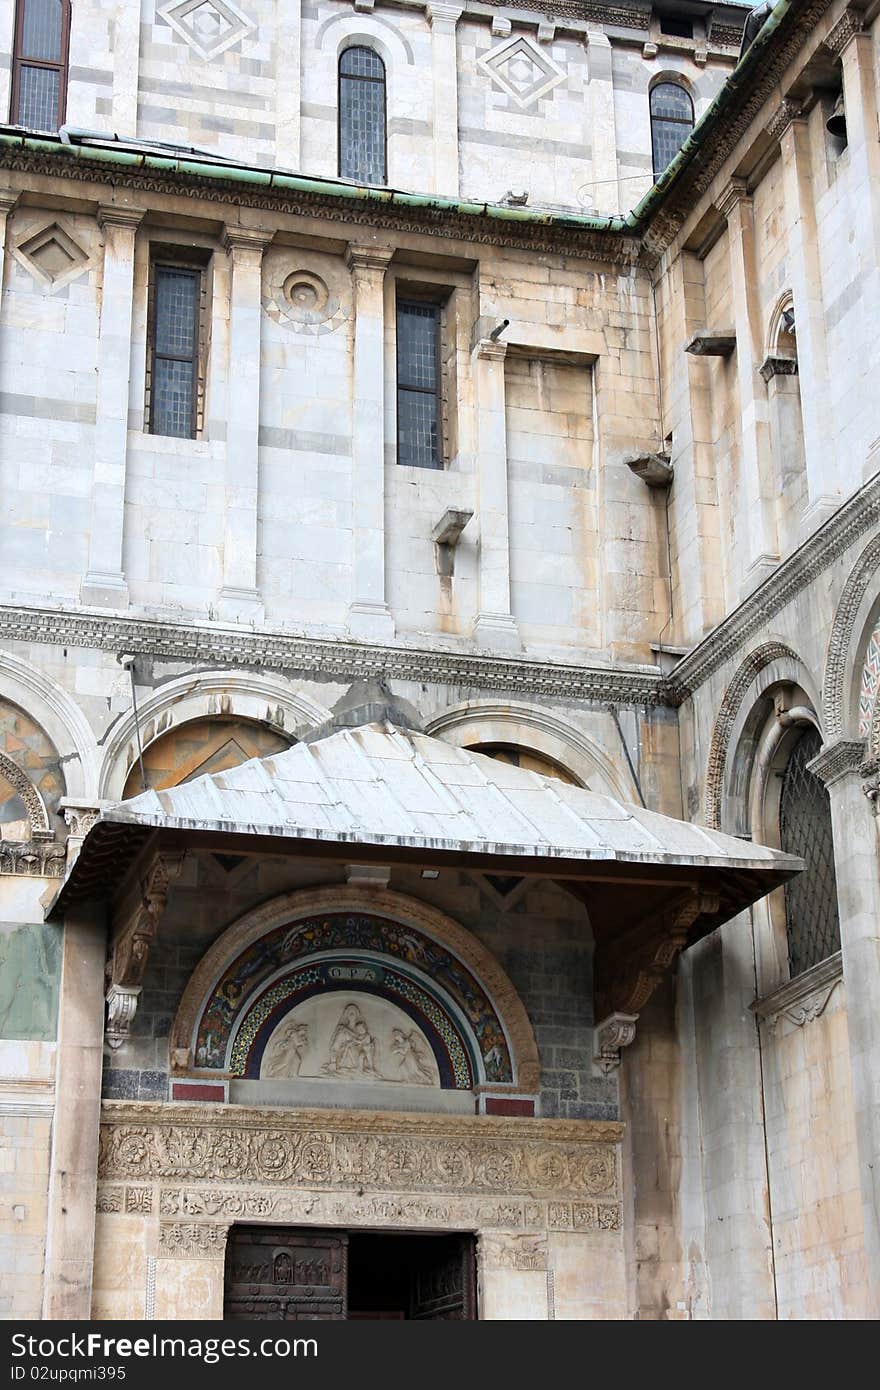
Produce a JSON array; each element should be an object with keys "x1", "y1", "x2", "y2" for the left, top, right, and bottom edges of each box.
[
  {"x1": 224, "y1": 1227, "x2": 348, "y2": 1320},
  {"x1": 410, "y1": 1235, "x2": 476, "y2": 1320}
]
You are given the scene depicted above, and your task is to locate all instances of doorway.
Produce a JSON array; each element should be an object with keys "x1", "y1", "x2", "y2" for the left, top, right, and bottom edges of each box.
[{"x1": 224, "y1": 1226, "x2": 477, "y2": 1320}]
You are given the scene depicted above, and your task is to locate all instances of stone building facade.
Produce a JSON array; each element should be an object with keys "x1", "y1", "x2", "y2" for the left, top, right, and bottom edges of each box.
[{"x1": 0, "y1": 0, "x2": 879, "y2": 1321}]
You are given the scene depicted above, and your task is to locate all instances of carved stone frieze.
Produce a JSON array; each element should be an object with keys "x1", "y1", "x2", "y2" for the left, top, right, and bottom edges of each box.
[
  {"x1": 159, "y1": 1222, "x2": 229, "y2": 1259},
  {"x1": 764, "y1": 98, "x2": 805, "y2": 145},
  {"x1": 823, "y1": 7, "x2": 863, "y2": 56},
  {"x1": 0, "y1": 838, "x2": 66, "y2": 878},
  {"x1": 482, "y1": 1234, "x2": 548, "y2": 1271},
  {"x1": 752, "y1": 952, "x2": 844, "y2": 1033}
]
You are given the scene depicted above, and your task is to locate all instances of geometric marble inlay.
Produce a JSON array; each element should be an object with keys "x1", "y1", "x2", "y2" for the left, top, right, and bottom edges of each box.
[
  {"x1": 13, "y1": 221, "x2": 90, "y2": 292},
  {"x1": 858, "y1": 617, "x2": 880, "y2": 737},
  {"x1": 478, "y1": 35, "x2": 565, "y2": 109},
  {"x1": 158, "y1": 0, "x2": 256, "y2": 62}
]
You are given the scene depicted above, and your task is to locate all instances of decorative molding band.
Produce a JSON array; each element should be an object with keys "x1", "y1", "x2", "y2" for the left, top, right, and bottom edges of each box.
[
  {"x1": 823, "y1": 532, "x2": 880, "y2": 738},
  {"x1": 0, "y1": 603, "x2": 670, "y2": 707},
  {"x1": 0, "y1": 838, "x2": 67, "y2": 877},
  {"x1": 752, "y1": 952, "x2": 843, "y2": 1033},
  {"x1": 93, "y1": 1184, "x2": 625, "y2": 1236},
  {"x1": 674, "y1": 470, "x2": 880, "y2": 700},
  {"x1": 98, "y1": 1101, "x2": 623, "y2": 1198},
  {"x1": 703, "y1": 642, "x2": 801, "y2": 828}
]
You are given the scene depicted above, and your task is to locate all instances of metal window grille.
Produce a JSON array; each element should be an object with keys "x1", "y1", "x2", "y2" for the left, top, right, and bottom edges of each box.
[
  {"x1": 11, "y1": 0, "x2": 69, "y2": 132},
  {"x1": 148, "y1": 265, "x2": 201, "y2": 440},
  {"x1": 650, "y1": 81, "x2": 694, "y2": 177},
  {"x1": 779, "y1": 726, "x2": 842, "y2": 978},
  {"x1": 397, "y1": 300, "x2": 441, "y2": 469},
  {"x1": 339, "y1": 46, "x2": 387, "y2": 186}
]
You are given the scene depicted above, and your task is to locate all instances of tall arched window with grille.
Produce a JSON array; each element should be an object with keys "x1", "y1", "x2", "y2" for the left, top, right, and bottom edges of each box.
[
  {"x1": 649, "y1": 81, "x2": 694, "y2": 177},
  {"x1": 10, "y1": 0, "x2": 70, "y2": 133},
  {"x1": 778, "y1": 725, "x2": 841, "y2": 977},
  {"x1": 338, "y1": 46, "x2": 387, "y2": 186}
]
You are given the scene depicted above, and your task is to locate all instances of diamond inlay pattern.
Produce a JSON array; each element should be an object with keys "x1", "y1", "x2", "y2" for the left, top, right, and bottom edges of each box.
[
  {"x1": 479, "y1": 35, "x2": 565, "y2": 109},
  {"x1": 158, "y1": 0, "x2": 256, "y2": 62}
]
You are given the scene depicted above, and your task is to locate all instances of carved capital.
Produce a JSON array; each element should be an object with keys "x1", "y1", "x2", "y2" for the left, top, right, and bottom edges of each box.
[
  {"x1": 861, "y1": 757, "x2": 880, "y2": 810},
  {"x1": 426, "y1": 3, "x2": 463, "y2": 28},
  {"x1": 0, "y1": 839, "x2": 67, "y2": 878},
  {"x1": 97, "y1": 205, "x2": 146, "y2": 233},
  {"x1": 715, "y1": 177, "x2": 751, "y2": 221},
  {"x1": 824, "y1": 8, "x2": 863, "y2": 57},
  {"x1": 765, "y1": 98, "x2": 805, "y2": 144},
  {"x1": 593, "y1": 1013, "x2": 638, "y2": 1075},
  {"x1": 345, "y1": 244, "x2": 395, "y2": 277},
  {"x1": 223, "y1": 226, "x2": 273, "y2": 257},
  {"x1": 806, "y1": 737, "x2": 866, "y2": 788},
  {"x1": 473, "y1": 338, "x2": 508, "y2": 363}
]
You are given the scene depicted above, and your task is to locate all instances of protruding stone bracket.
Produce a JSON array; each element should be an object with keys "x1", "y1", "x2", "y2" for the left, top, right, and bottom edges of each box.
[
  {"x1": 624, "y1": 452, "x2": 673, "y2": 488},
  {"x1": 593, "y1": 1013, "x2": 638, "y2": 1074},
  {"x1": 105, "y1": 848, "x2": 185, "y2": 1049},
  {"x1": 593, "y1": 890, "x2": 721, "y2": 1019},
  {"x1": 759, "y1": 354, "x2": 798, "y2": 382},
  {"x1": 432, "y1": 508, "x2": 473, "y2": 577},
  {"x1": 685, "y1": 330, "x2": 737, "y2": 357},
  {"x1": 752, "y1": 952, "x2": 843, "y2": 1034}
]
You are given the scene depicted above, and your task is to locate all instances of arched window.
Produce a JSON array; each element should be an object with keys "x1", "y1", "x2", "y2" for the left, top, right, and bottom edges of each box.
[
  {"x1": 11, "y1": 0, "x2": 70, "y2": 132},
  {"x1": 778, "y1": 725, "x2": 841, "y2": 977},
  {"x1": 338, "y1": 46, "x2": 386, "y2": 186},
  {"x1": 467, "y1": 744, "x2": 580, "y2": 786},
  {"x1": 650, "y1": 81, "x2": 694, "y2": 177}
]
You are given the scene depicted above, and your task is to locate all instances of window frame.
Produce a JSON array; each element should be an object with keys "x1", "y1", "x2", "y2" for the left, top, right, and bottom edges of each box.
[
  {"x1": 337, "y1": 44, "x2": 388, "y2": 187},
  {"x1": 145, "y1": 256, "x2": 205, "y2": 441},
  {"x1": 10, "y1": 0, "x2": 71, "y2": 133},
  {"x1": 395, "y1": 294, "x2": 443, "y2": 470},
  {"x1": 649, "y1": 79, "x2": 695, "y2": 178}
]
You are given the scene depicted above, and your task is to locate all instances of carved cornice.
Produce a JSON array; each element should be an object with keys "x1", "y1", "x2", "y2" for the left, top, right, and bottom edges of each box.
[
  {"x1": 0, "y1": 603, "x2": 671, "y2": 706},
  {"x1": 673, "y1": 471, "x2": 880, "y2": 700},
  {"x1": 752, "y1": 951, "x2": 843, "y2": 1033},
  {"x1": 98, "y1": 1101, "x2": 624, "y2": 1198},
  {"x1": 0, "y1": 838, "x2": 66, "y2": 878},
  {"x1": 0, "y1": 148, "x2": 641, "y2": 268},
  {"x1": 806, "y1": 737, "x2": 866, "y2": 788}
]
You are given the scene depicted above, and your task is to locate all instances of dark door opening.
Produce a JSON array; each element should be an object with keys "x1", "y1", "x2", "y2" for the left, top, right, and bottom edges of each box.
[{"x1": 224, "y1": 1226, "x2": 476, "y2": 1321}]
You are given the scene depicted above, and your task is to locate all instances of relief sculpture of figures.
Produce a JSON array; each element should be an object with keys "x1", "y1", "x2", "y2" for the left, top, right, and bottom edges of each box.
[
  {"x1": 390, "y1": 1028, "x2": 435, "y2": 1085},
  {"x1": 324, "y1": 1004, "x2": 380, "y2": 1078},
  {"x1": 262, "y1": 1020, "x2": 309, "y2": 1079}
]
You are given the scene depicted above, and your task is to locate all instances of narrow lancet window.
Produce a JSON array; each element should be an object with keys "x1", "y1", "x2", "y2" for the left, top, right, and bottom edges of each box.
[
  {"x1": 650, "y1": 81, "x2": 694, "y2": 177},
  {"x1": 396, "y1": 300, "x2": 441, "y2": 469},
  {"x1": 339, "y1": 46, "x2": 387, "y2": 186}
]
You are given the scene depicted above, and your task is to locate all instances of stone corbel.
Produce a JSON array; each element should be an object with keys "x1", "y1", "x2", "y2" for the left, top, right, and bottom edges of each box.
[
  {"x1": 593, "y1": 1013, "x2": 638, "y2": 1075},
  {"x1": 861, "y1": 757, "x2": 880, "y2": 811},
  {"x1": 594, "y1": 891, "x2": 720, "y2": 1019},
  {"x1": 759, "y1": 355, "x2": 798, "y2": 382},
  {"x1": 105, "y1": 849, "x2": 185, "y2": 1049}
]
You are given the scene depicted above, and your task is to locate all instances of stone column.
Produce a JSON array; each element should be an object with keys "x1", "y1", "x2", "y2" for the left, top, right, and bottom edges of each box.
[
  {"x1": 811, "y1": 739, "x2": 880, "y2": 1318},
  {"x1": 472, "y1": 338, "x2": 519, "y2": 650},
  {"x1": 717, "y1": 179, "x2": 779, "y2": 596},
  {"x1": 346, "y1": 245, "x2": 395, "y2": 641},
  {"x1": 42, "y1": 907, "x2": 107, "y2": 1320},
  {"x1": 427, "y1": 5, "x2": 462, "y2": 197},
  {"x1": 81, "y1": 206, "x2": 145, "y2": 609},
  {"x1": 769, "y1": 101, "x2": 838, "y2": 528},
  {"x1": 219, "y1": 228, "x2": 272, "y2": 623},
  {"x1": 665, "y1": 250, "x2": 724, "y2": 642},
  {"x1": 585, "y1": 26, "x2": 619, "y2": 216}
]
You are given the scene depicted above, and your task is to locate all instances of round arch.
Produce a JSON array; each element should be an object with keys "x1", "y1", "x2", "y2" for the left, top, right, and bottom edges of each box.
[
  {"x1": 0, "y1": 650, "x2": 98, "y2": 798},
  {"x1": 703, "y1": 641, "x2": 822, "y2": 831},
  {"x1": 824, "y1": 533, "x2": 880, "y2": 742},
  {"x1": 314, "y1": 12, "x2": 415, "y2": 68},
  {"x1": 766, "y1": 288, "x2": 797, "y2": 358},
  {"x1": 169, "y1": 885, "x2": 540, "y2": 1094},
  {"x1": 98, "y1": 671, "x2": 331, "y2": 799},
  {"x1": 425, "y1": 702, "x2": 633, "y2": 800}
]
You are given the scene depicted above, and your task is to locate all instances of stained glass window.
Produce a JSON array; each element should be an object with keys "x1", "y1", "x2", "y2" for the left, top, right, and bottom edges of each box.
[
  {"x1": 339, "y1": 46, "x2": 387, "y2": 186},
  {"x1": 779, "y1": 726, "x2": 842, "y2": 978},
  {"x1": 150, "y1": 266, "x2": 200, "y2": 440},
  {"x1": 11, "y1": 0, "x2": 68, "y2": 132},
  {"x1": 397, "y1": 300, "x2": 441, "y2": 469},
  {"x1": 650, "y1": 81, "x2": 694, "y2": 178}
]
